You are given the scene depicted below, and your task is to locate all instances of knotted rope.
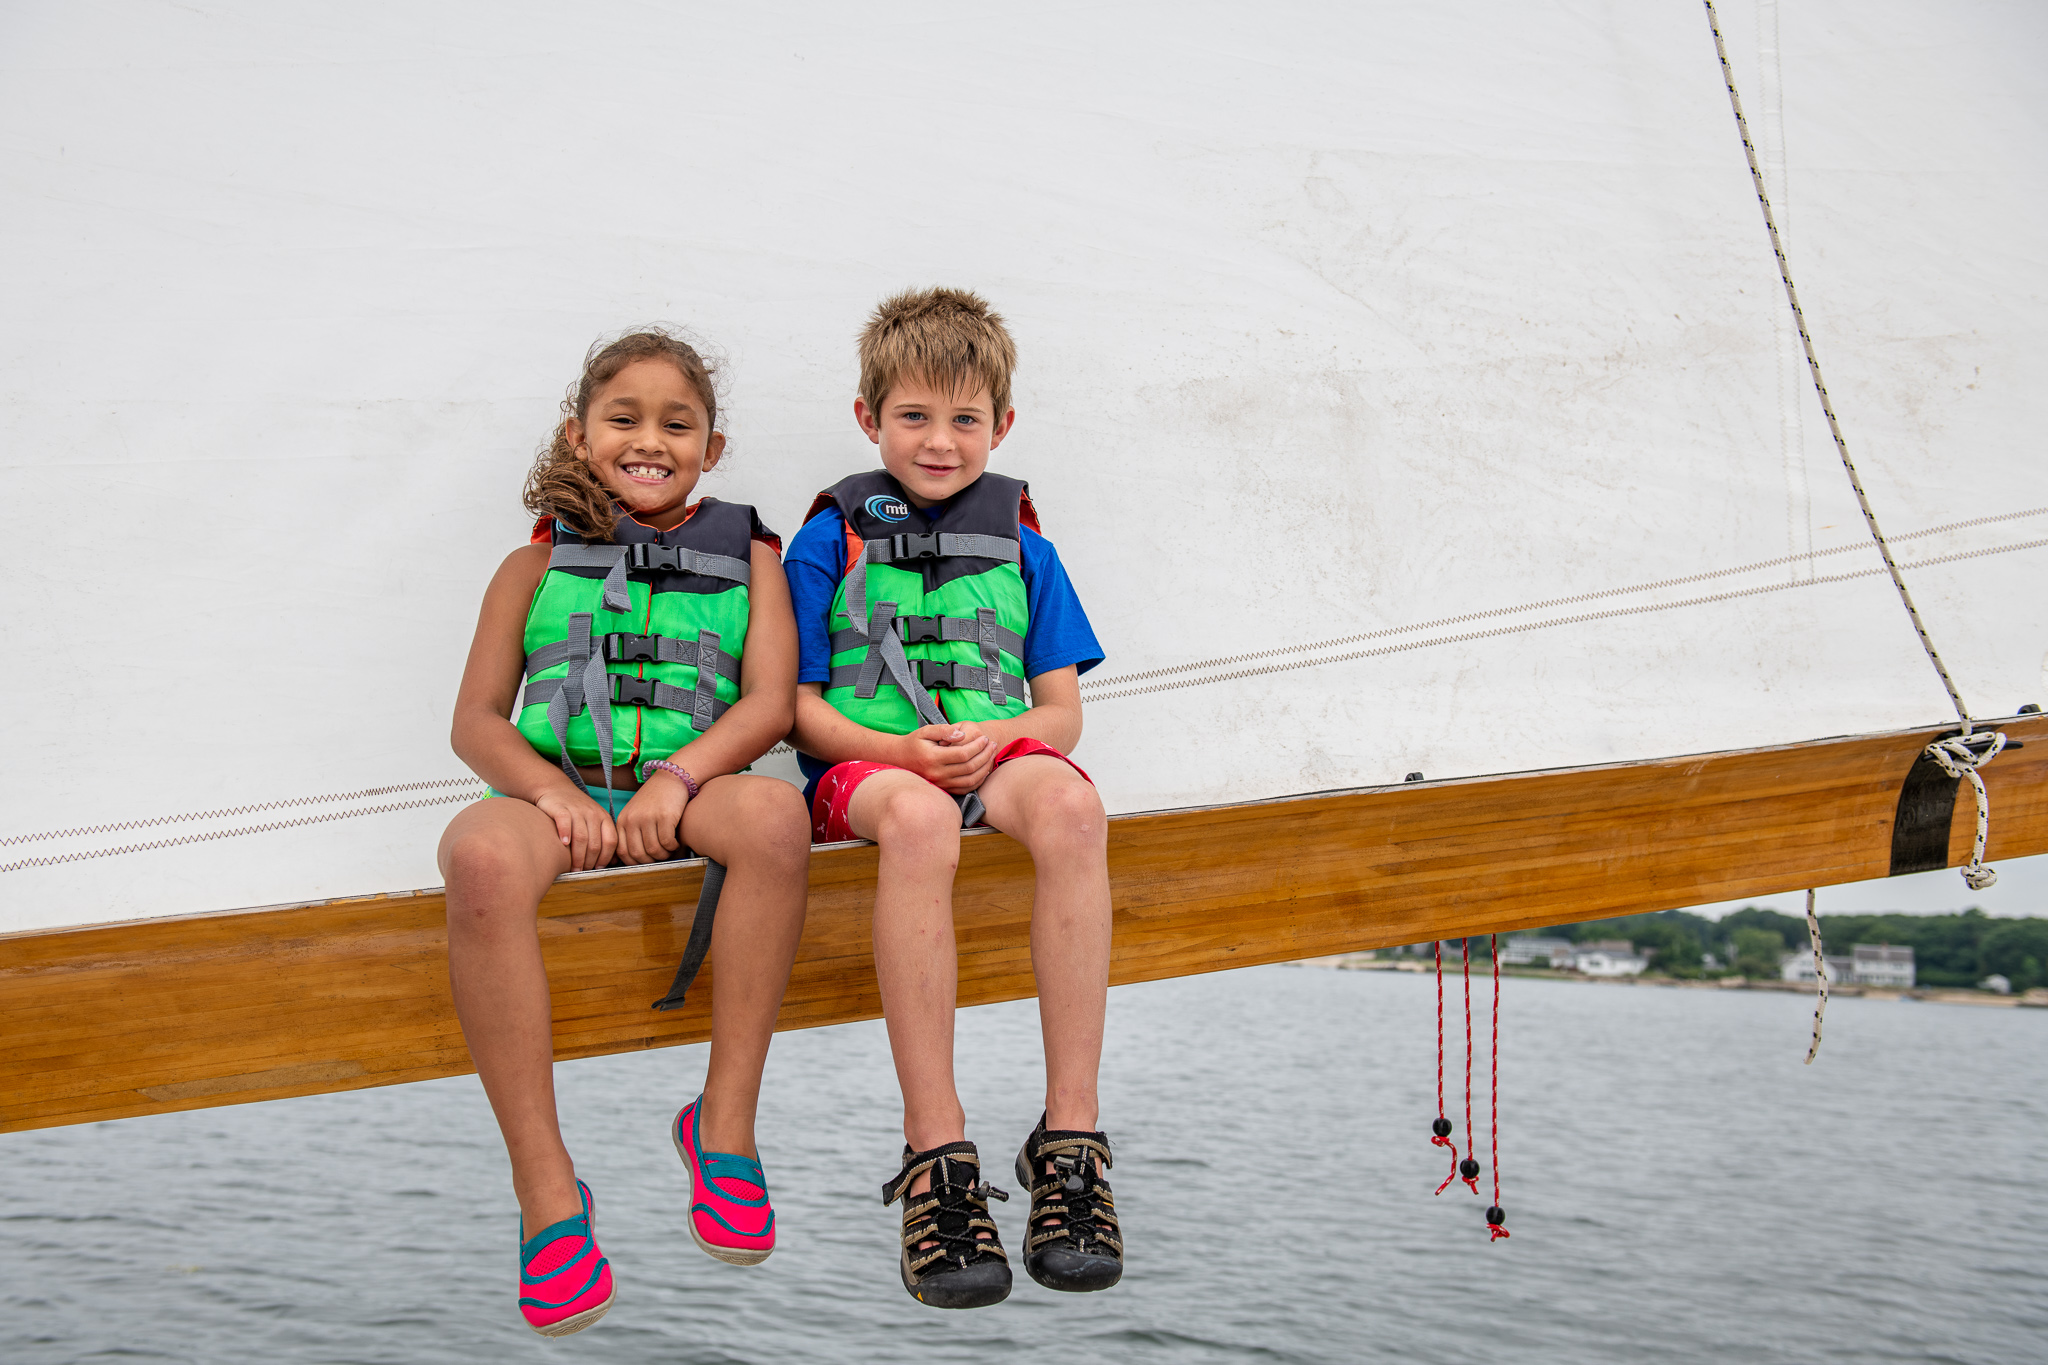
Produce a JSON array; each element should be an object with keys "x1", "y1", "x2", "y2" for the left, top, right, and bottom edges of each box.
[{"x1": 1924, "y1": 733, "x2": 2007, "y2": 890}]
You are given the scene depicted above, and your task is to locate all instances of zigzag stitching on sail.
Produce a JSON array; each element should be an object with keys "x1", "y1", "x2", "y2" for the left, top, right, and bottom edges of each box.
[
  {"x1": 1082, "y1": 536, "x2": 2047, "y2": 704},
  {"x1": 0, "y1": 791, "x2": 486, "y2": 874},
  {"x1": 0, "y1": 778, "x2": 489, "y2": 848},
  {"x1": 1080, "y1": 507, "x2": 2048, "y2": 693}
]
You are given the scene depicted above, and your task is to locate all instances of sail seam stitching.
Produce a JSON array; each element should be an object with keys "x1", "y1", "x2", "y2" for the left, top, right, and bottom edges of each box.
[{"x1": 1081, "y1": 536, "x2": 2046, "y2": 703}]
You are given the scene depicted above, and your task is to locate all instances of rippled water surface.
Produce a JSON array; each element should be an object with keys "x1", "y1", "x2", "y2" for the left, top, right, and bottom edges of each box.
[{"x1": 8, "y1": 967, "x2": 2046, "y2": 1363}]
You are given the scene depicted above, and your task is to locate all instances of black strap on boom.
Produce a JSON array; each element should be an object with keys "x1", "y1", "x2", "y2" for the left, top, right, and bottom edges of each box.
[{"x1": 651, "y1": 859, "x2": 725, "y2": 1011}]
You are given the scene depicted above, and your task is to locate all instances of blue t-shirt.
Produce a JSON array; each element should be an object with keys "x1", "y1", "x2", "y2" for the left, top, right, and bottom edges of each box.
[{"x1": 783, "y1": 491, "x2": 1104, "y2": 794}]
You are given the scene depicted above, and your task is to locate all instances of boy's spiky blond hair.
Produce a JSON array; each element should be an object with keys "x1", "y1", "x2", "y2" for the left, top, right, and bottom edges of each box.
[{"x1": 858, "y1": 286, "x2": 1017, "y2": 417}]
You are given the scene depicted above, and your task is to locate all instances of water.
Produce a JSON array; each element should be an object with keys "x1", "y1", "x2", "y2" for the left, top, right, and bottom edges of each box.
[{"x1": 6, "y1": 967, "x2": 2045, "y2": 1364}]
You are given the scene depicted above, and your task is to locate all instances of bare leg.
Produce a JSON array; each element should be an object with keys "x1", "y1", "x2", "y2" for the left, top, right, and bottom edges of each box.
[
  {"x1": 438, "y1": 798, "x2": 579, "y2": 1237},
  {"x1": 977, "y1": 756, "x2": 1112, "y2": 1136},
  {"x1": 846, "y1": 770, "x2": 972, "y2": 1154},
  {"x1": 678, "y1": 775, "x2": 811, "y2": 1159}
]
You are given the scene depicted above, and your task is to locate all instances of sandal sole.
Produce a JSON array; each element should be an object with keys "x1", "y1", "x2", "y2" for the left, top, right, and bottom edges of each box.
[
  {"x1": 1015, "y1": 1144, "x2": 1124, "y2": 1293},
  {"x1": 523, "y1": 1289, "x2": 615, "y2": 1338},
  {"x1": 900, "y1": 1245, "x2": 1012, "y2": 1309},
  {"x1": 673, "y1": 1125, "x2": 774, "y2": 1266}
]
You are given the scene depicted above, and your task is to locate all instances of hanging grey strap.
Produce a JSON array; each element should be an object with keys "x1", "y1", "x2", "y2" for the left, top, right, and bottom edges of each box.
[
  {"x1": 544, "y1": 613, "x2": 594, "y2": 794},
  {"x1": 840, "y1": 541, "x2": 954, "y2": 728},
  {"x1": 975, "y1": 608, "x2": 1002, "y2": 704},
  {"x1": 547, "y1": 544, "x2": 633, "y2": 613},
  {"x1": 955, "y1": 793, "x2": 986, "y2": 829},
  {"x1": 650, "y1": 859, "x2": 724, "y2": 1011},
  {"x1": 524, "y1": 634, "x2": 739, "y2": 684},
  {"x1": 855, "y1": 603, "x2": 897, "y2": 699},
  {"x1": 830, "y1": 616, "x2": 1024, "y2": 660},
  {"x1": 691, "y1": 630, "x2": 722, "y2": 732},
  {"x1": 580, "y1": 647, "x2": 616, "y2": 795},
  {"x1": 877, "y1": 626, "x2": 949, "y2": 726}
]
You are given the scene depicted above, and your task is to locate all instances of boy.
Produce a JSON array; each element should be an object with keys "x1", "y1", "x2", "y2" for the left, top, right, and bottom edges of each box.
[{"x1": 784, "y1": 288, "x2": 1121, "y2": 1309}]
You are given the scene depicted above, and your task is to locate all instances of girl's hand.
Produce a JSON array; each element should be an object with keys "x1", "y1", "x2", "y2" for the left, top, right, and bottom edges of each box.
[
  {"x1": 616, "y1": 771, "x2": 690, "y2": 865},
  {"x1": 898, "y1": 723, "x2": 996, "y2": 794},
  {"x1": 533, "y1": 787, "x2": 619, "y2": 871}
]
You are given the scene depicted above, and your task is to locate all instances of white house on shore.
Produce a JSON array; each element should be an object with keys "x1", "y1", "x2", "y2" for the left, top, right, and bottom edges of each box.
[
  {"x1": 1780, "y1": 943, "x2": 1915, "y2": 988},
  {"x1": 1502, "y1": 936, "x2": 1574, "y2": 968},
  {"x1": 1571, "y1": 940, "x2": 1649, "y2": 977}
]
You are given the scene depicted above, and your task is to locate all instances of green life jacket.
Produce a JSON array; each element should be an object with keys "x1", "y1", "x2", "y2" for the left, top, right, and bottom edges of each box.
[
  {"x1": 515, "y1": 500, "x2": 771, "y2": 792},
  {"x1": 813, "y1": 471, "x2": 1037, "y2": 735}
]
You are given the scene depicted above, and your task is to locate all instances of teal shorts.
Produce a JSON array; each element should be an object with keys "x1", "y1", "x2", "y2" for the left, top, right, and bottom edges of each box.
[{"x1": 487, "y1": 786, "x2": 636, "y2": 818}]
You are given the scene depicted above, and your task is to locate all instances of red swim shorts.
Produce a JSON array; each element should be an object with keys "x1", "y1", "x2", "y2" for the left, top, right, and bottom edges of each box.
[{"x1": 810, "y1": 737, "x2": 1092, "y2": 844}]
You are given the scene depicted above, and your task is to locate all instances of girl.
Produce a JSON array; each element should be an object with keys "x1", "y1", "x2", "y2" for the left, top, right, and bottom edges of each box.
[{"x1": 439, "y1": 330, "x2": 810, "y2": 1336}]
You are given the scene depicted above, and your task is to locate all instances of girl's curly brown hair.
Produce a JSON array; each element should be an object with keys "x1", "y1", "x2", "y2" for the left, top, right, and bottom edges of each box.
[{"x1": 522, "y1": 328, "x2": 723, "y2": 542}]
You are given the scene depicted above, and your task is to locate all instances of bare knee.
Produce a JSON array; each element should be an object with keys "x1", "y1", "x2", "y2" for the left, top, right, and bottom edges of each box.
[
  {"x1": 1023, "y1": 779, "x2": 1106, "y2": 854},
  {"x1": 440, "y1": 820, "x2": 549, "y2": 931},
  {"x1": 722, "y1": 778, "x2": 812, "y2": 872},
  {"x1": 873, "y1": 783, "x2": 962, "y2": 863}
]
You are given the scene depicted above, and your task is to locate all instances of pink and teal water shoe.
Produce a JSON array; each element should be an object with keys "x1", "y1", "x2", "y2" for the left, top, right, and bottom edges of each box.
[
  {"x1": 517, "y1": 1179, "x2": 616, "y2": 1336},
  {"x1": 673, "y1": 1096, "x2": 776, "y2": 1265}
]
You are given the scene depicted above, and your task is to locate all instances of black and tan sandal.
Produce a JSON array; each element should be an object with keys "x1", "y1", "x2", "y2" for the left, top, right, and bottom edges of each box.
[
  {"x1": 1013, "y1": 1115, "x2": 1123, "y2": 1292},
  {"x1": 881, "y1": 1140, "x2": 1013, "y2": 1309}
]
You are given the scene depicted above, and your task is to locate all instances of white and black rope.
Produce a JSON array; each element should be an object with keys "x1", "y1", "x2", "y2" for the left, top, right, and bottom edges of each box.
[
  {"x1": 1803, "y1": 889, "x2": 1828, "y2": 1064},
  {"x1": 1702, "y1": 0, "x2": 1978, "y2": 736},
  {"x1": 1924, "y1": 733, "x2": 2007, "y2": 890},
  {"x1": 1703, "y1": 0, "x2": 2008, "y2": 889}
]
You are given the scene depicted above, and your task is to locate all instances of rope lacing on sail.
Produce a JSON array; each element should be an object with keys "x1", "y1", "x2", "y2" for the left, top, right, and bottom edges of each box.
[{"x1": 1702, "y1": 0, "x2": 2007, "y2": 890}]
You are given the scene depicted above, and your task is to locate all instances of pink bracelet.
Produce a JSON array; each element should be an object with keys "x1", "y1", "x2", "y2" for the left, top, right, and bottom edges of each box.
[{"x1": 644, "y1": 760, "x2": 700, "y2": 798}]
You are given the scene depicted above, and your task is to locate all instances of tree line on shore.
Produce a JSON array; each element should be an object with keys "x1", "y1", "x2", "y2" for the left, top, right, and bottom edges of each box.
[{"x1": 1518, "y1": 908, "x2": 2048, "y2": 990}]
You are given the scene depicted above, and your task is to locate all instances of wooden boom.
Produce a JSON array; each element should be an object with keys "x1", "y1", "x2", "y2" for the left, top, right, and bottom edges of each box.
[{"x1": 5, "y1": 716, "x2": 2043, "y2": 1134}]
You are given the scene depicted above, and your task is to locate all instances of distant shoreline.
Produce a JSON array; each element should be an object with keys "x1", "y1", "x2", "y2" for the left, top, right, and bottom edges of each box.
[{"x1": 1286, "y1": 954, "x2": 2048, "y2": 1010}]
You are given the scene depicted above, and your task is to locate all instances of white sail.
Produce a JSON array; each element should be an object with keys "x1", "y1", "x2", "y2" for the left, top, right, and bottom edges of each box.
[{"x1": 3, "y1": 0, "x2": 2042, "y2": 933}]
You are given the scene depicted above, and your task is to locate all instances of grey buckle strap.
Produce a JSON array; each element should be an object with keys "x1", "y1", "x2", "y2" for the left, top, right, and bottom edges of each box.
[
  {"x1": 826, "y1": 659, "x2": 1026, "y2": 705},
  {"x1": 547, "y1": 544, "x2": 633, "y2": 613},
  {"x1": 523, "y1": 674, "x2": 732, "y2": 731},
  {"x1": 546, "y1": 540, "x2": 752, "y2": 614},
  {"x1": 625, "y1": 541, "x2": 751, "y2": 584},
  {"x1": 829, "y1": 615, "x2": 1024, "y2": 660},
  {"x1": 520, "y1": 675, "x2": 729, "y2": 732},
  {"x1": 863, "y1": 532, "x2": 1021, "y2": 566},
  {"x1": 524, "y1": 634, "x2": 740, "y2": 685}
]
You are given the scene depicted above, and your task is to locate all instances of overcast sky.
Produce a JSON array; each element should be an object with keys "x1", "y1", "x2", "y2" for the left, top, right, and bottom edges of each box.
[{"x1": 1685, "y1": 852, "x2": 2046, "y2": 920}]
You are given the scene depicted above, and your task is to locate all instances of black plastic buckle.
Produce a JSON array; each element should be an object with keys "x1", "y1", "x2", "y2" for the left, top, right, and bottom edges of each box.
[
  {"x1": 605, "y1": 633, "x2": 662, "y2": 664},
  {"x1": 916, "y1": 661, "x2": 961, "y2": 689},
  {"x1": 887, "y1": 532, "x2": 942, "y2": 561},
  {"x1": 610, "y1": 675, "x2": 657, "y2": 707},
  {"x1": 628, "y1": 543, "x2": 682, "y2": 572},
  {"x1": 894, "y1": 615, "x2": 945, "y2": 645}
]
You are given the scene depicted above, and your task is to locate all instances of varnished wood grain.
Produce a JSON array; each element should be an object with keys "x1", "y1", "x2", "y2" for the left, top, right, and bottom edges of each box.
[{"x1": 5, "y1": 717, "x2": 2044, "y2": 1132}]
